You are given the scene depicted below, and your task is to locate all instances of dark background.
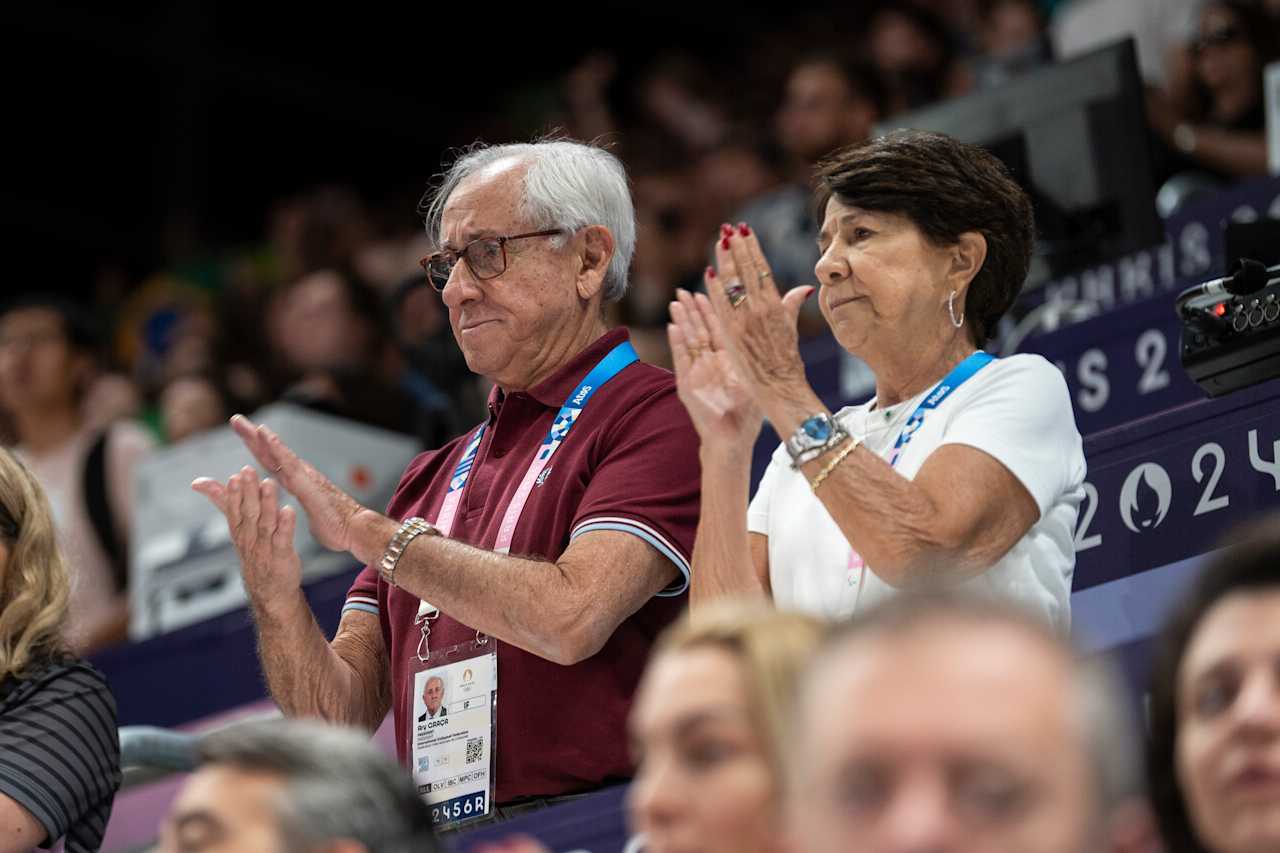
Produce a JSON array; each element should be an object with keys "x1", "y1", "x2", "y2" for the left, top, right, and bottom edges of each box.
[{"x1": 5, "y1": 2, "x2": 856, "y2": 296}]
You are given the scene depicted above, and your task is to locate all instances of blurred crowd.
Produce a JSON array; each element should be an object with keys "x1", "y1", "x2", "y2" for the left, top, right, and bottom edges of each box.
[{"x1": 0, "y1": 0, "x2": 1277, "y2": 657}]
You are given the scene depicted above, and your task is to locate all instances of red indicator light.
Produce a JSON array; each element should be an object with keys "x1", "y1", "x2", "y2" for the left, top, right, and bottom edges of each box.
[{"x1": 1214, "y1": 303, "x2": 1227, "y2": 317}]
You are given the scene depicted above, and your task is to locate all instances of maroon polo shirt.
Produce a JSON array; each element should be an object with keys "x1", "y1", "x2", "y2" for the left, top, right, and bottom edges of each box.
[{"x1": 343, "y1": 328, "x2": 699, "y2": 802}]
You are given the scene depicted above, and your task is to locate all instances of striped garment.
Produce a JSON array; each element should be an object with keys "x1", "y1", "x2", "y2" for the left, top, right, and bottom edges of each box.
[{"x1": 0, "y1": 657, "x2": 121, "y2": 853}]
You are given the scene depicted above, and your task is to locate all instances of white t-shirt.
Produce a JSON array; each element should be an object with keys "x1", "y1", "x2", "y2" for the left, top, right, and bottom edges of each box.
[
  {"x1": 747, "y1": 354, "x2": 1085, "y2": 632},
  {"x1": 19, "y1": 421, "x2": 154, "y2": 650}
]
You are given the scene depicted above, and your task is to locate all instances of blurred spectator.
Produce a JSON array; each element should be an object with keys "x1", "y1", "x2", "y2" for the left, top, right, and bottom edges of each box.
[
  {"x1": 732, "y1": 56, "x2": 885, "y2": 303},
  {"x1": 269, "y1": 186, "x2": 373, "y2": 284},
  {"x1": 214, "y1": 275, "x2": 277, "y2": 415},
  {"x1": 1148, "y1": 0, "x2": 1278, "y2": 181},
  {"x1": 789, "y1": 593, "x2": 1158, "y2": 853},
  {"x1": 694, "y1": 138, "x2": 781, "y2": 225},
  {"x1": 1147, "y1": 514, "x2": 1280, "y2": 853},
  {"x1": 158, "y1": 719, "x2": 439, "y2": 853},
  {"x1": 627, "y1": 604, "x2": 827, "y2": 853},
  {"x1": 388, "y1": 274, "x2": 485, "y2": 447},
  {"x1": 562, "y1": 51, "x2": 621, "y2": 142},
  {"x1": 113, "y1": 274, "x2": 220, "y2": 399},
  {"x1": 921, "y1": 0, "x2": 987, "y2": 54},
  {"x1": 0, "y1": 297, "x2": 153, "y2": 654},
  {"x1": 0, "y1": 448, "x2": 121, "y2": 853},
  {"x1": 969, "y1": 0, "x2": 1055, "y2": 90},
  {"x1": 866, "y1": 4, "x2": 973, "y2": 115},
  {"x1": 636, "y1": 54, "x2": 730, "y2": 152},
  {"x1": 619, "y1": 153, "x2": 715, "y2": 365},
  {"x1": 270, "y1": 268, "x2": 421, "y2": 439},
  {"x1": 160, "y1": 373, "x2": 229, "y2": 444},
  {"x1": 81, "y1": 371, "x2": 146, "y2": 432}
]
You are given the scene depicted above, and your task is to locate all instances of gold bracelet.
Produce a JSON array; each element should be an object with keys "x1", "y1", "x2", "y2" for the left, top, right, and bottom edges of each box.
[{"x1": 809, "y1": 437, "x2": 861, "y2": 492}]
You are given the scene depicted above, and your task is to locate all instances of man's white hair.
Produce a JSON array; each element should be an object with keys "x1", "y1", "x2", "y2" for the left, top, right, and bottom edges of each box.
[{"x1": 421, "y1": 138, "x2": 636, "y2": 302}]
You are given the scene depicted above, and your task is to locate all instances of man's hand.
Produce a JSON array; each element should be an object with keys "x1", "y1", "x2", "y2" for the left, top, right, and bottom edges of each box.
[
  {"x1": 221, "y1": 414, "x2": 367, "y2": 554},
  {"x1": 192, "y1": 467, "x2": 303, "y2": 607}
]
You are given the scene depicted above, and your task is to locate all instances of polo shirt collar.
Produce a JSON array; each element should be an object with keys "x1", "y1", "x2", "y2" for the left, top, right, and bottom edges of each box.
[{"x1": 526, "y1": 327, "x2": 632, "y2": 408}]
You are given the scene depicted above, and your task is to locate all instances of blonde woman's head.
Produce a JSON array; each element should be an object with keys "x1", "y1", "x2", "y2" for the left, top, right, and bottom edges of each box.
[
  {"x1": 627, "y1": 603, "x2": 827, "y2": 853},
  {"x1": 0, "y1": 448, "x2": 69, "y2": 678}
]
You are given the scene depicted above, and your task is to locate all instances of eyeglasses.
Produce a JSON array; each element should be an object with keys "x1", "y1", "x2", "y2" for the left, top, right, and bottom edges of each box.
[
  {"x1": 420, "y1": 229, "x2": 564, "y2": 293},
  {"x1": 1190, "y1": 25, "x2": 1243, "y2": 57}
]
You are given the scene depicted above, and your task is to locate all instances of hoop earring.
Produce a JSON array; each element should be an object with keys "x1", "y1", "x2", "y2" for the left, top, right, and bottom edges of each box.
[{"x1": 948, "y1": 290, "x2": 965, "y2": 329}]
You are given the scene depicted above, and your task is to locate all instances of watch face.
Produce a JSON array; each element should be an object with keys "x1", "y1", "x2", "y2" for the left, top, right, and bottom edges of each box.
[{"x1": 801, "y1": 416, "x2": 832, "y2": 443}]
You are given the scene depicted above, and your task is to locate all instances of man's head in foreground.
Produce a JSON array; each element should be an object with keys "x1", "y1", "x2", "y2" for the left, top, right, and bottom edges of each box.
[
  {"x1": 789, "y1": 593, "x2": 1159, "y2": 853},
  {"x1": 158, "y1": 720, "x2": 438, "y2": 853}
]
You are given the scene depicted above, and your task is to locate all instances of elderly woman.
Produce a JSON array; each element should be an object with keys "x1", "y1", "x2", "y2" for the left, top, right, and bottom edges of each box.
[
  {"x1": 0, "y1": 449, "x2": 121, "y2": 853},
  {"x1": 1147, "y1": 514, "x2": 1280, "y2": 853},
  {"x1": 670, "y1": 130, "x2": 1084, "y2": 630},
  {"x1": 627, "y1": 605, "x2": 826, "y2": 853}
]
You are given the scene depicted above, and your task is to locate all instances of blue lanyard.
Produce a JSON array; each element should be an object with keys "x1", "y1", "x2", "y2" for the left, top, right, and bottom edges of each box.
[
  {"x1": 889, "y1": 351, "x2": 995, "y2": 465},
  {"x1": 443, "y1": 340, "x2": 639, "y2": 494}
]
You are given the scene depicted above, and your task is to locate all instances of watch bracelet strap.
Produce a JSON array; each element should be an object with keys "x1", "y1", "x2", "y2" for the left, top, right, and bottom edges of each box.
[
  {"x1": 809, "y1": 436, "x2": 862, "y2": 491},
  {"x1": 378, "y1": 517, "x2": 439, "y2": 587},
  {"x1": 790, "y1": 425, "x2": 851, "y2": 469}
]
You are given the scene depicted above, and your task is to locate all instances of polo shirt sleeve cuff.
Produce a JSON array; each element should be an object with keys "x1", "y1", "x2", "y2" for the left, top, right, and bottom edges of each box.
[
  {"x1": 342, "y1": 594, "x2": 381, "y2": 618},
  {"x1": 570, "y1": 516, "x2": 691, "y2": 596}
]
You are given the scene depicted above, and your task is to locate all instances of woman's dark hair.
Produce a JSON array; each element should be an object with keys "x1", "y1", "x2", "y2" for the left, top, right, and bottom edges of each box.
[
  {"x1": 814, "y1": 130, "x2": 1035, "y2": 343},
  {"x1": 1188, "y1": 1, "x2": 1280, "y2": 124},
  {"x1": 0, "y1": 294, "x2": 103, "y2": 354},
  {"x1": 1199, "y1": 0, "x2": 1280, "y2": 65},
  {"x1": 1146, "y1": 513, "x2": 1280, "y2": 851}
]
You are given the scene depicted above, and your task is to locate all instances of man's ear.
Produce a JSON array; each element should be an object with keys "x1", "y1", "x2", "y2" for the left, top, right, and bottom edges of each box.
[{"x1": 575, "y1": 225, "x2": 615, "y2": 302}]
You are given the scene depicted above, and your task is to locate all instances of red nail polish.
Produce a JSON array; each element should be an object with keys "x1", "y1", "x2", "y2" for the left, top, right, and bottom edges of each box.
[
  {"x1": 720, "y1": 236, "x2": 731, "y2": 250},
  {"x1": 705, "y1": 266, "x2": 716, "y2": 279},
  {"x1": 805, "y1": 287, "x2": 816, "y2": 302},
  {"x1": 737, "y1": 222, "x2": 750, "y2": 236},
  {"x1": 720, "y1": 223, "x2": 733, "y2": 237}
]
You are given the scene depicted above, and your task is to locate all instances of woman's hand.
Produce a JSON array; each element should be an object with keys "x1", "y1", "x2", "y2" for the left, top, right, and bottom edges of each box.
[
  {"x1": 706, "y1": 223, "x2": 815, "y2": 411},
  {"x1": 669, "y1": 288, "x2": 763, "y2": 453}
]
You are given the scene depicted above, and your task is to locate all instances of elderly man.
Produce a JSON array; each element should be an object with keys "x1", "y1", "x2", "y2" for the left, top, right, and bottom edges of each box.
[
  {"x1": 417, "y1": 676, "x2": 445, "y2": 722},
  {"x1": 158, "y1": 720, "x2": 438, "y2": 853},
  {"x1": 193, "y1": 139, "x2": 699, "y2": 817},
  {"x1": 790, "y1": 594, "x2": 1160, "y2": 853}
]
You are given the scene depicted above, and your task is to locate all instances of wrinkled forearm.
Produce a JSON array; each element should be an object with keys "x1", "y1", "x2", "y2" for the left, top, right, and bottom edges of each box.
[
  {"x1": 690, "y1": 445, "x2": 766, "y2": 607},
  {"x1": 351, "y1": 512, "x2": 667, "y2": 666},
  {"x1": 251, "y1": 590, "x2": 388, "y2": 730}
]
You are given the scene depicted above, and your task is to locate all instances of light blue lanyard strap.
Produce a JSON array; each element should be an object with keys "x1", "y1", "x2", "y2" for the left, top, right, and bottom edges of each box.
[
  {"x1": 890, "y1": 351, "x2": 995, "y2": 465},
  {"x1": 541, "y1": 340, "x2": 638, "y2": 452},
  {"x1": 446, "y1": 425, "x2": 487, "y2": 494},
  {"x1": 444, "y1": 340, "x2": 639, "y2": 491}
]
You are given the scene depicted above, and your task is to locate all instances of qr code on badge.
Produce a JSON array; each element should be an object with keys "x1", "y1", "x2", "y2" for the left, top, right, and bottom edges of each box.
[{"x1": 465, "y1": 737, "x2": 483, "y2": 765}]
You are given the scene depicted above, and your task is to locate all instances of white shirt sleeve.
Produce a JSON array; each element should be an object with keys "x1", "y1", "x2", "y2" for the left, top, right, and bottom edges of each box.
[
  {"x1": 747, "y1": 450, "x2": 785, "y2": 535},
  {"x1": 936, "y1": 355, "x2": 1084, "y2": 519}
]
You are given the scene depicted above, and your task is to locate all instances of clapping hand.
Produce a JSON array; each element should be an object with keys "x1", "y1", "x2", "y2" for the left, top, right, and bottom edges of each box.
[
  {"x1": 669, "y1": 287, "x2": 763, "y2": 452},
  {"x1": 704, "y1": 222, "x2": 813, "y2": 397},
  {"x1": 192, "y1": 415, "x2": 369, "y2": 600}
]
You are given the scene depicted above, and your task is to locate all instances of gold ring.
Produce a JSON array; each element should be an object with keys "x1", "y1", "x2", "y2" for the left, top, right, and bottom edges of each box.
[{"x1": 760, "y1": 271, "x2": 772, "y2": 279}]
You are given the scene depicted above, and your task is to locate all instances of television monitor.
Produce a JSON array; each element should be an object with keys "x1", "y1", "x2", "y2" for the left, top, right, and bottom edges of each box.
[{"x1": 875, "y1": 39, "x2": 1162, "y2": 284}]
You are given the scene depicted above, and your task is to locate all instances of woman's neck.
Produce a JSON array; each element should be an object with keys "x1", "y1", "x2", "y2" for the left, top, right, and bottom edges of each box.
[{"x1": 871, "y1": 330, "x2": 977, "y2": 410}]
